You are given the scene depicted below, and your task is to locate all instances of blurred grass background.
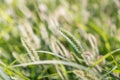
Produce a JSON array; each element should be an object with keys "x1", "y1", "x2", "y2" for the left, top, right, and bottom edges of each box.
[{"x1": 0, "y1": 0, "x2": 120, "y2": 80}]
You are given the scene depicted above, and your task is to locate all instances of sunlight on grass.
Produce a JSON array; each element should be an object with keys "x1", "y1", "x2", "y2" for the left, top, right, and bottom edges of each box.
[{"x1": 0, "y1": 0, "x2": 120, "y2": 79}]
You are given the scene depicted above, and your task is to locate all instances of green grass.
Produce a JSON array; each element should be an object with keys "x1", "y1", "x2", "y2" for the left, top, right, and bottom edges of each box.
[{"x1": 0, "y1": 0, "x2": 120, "y2": 80}]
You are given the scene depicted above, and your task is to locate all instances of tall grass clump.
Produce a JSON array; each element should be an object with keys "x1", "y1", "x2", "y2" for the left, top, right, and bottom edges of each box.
[{"x1": 0, "y1": 0, "x2": 120, "y2": 80}]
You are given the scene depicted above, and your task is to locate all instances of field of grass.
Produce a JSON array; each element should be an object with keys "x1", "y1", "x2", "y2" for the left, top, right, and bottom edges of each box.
[{"x1": 0, "y1": 0, "x2": 120, "y2": 80}]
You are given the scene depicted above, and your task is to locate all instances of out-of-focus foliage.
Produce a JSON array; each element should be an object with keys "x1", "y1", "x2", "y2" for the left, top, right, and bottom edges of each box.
[{"x1": 0, "y1": 0, "x2": 120, "y2": 79}]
